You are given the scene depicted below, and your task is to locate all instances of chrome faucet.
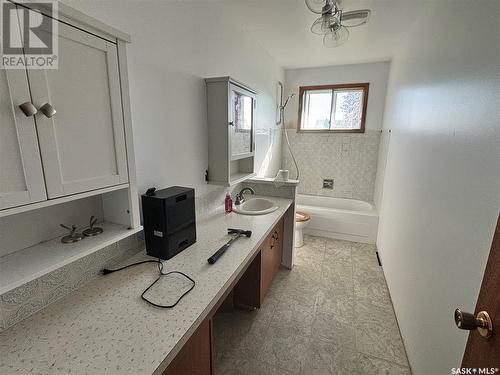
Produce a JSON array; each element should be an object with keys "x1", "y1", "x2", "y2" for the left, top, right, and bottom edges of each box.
[{"x1": 235, "y1": 187, "x2": 255, "y2": 205}]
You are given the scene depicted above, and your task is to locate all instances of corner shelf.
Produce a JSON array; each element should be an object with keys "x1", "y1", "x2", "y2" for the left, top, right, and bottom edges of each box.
[{"x1": 0, "y1": 222, "x2": 143, "y2": 295}]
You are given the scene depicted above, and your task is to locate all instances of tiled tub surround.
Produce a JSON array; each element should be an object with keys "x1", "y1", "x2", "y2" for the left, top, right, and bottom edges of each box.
[
  {"x1": 0, "y1": 196, "x2": 292, "y2": 374},
  {"x1": 254, "y1": 127, "x2": 283, "y2": 178},
  {"x1": 213, "y1": 235, "x2": 411, "y2": 375},
  {"x1": 282, "y1": 129, "x2": 381, "y2": 202},
  {"x1": 242, "y1": 177, "x2": 298, "y2": 199},
  {"x1": 0, "y1": 233, "x2": 143, "y2": 333}
]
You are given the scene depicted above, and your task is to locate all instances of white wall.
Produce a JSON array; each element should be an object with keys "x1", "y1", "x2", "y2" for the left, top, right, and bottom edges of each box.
[
  {"x1": 282, "y1": 62, "x2": 389, "y2": 200},
  {"x1": 375, "y1": 1, "x2": 500, "y2": 374},
  {"x1": 62, "y1": 0, "x2": 284, "y2": 200},
  {"x1": 283, "y1": 62, "x2": 390, "y2": 131}
]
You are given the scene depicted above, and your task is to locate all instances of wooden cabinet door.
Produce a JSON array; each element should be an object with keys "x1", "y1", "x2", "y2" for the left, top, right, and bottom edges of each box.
[
  {"x1": 260, "y1": 218, "x2": 284, "y2": 301},
  {"x1": 260, "y1": 234, "x2": 274, "y2": 299},
  {"x1": 162, "y1": 318, "x2": 213, "y2": 375},
  {"x1": 28, "y1": 17, "x2": 128, "y2": 198},
  {"x1": 0, "y1": 15, "x2": 46, "y2": 210},
  {"x1": 271, "y1": 218, "x2": 284, "y2": 272}
]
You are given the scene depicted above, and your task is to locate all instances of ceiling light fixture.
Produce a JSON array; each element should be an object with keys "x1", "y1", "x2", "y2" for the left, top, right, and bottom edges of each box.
[{"x1": 306, "y1": 0, "x2": 370, "y2": 48}]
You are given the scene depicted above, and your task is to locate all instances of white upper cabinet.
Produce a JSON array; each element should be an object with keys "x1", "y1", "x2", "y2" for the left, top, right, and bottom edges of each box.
[
  {"x1": 205, "y1": 77, "x2": 257, "y2": 186},
  {"x1": 28, "y1": 16, "x2": 128, "y2": 198},
  {"x1": 0, "y1": 4, "x2": 135, "y2": 216},
  {"x1": 0, "y1": 16, "x2": 47, "y2": 210}
]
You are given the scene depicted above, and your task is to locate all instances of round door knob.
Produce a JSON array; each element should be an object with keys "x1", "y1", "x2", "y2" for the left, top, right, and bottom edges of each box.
[
  {"x1": 454, "y1": 308, "x2": 493, "y2": 339},
  {"x1": 39, "y1": 103, "x2": 56, "y2": 118},
  {"x1": 19, "y1": 102, "x2": 38, "y2": 117}
]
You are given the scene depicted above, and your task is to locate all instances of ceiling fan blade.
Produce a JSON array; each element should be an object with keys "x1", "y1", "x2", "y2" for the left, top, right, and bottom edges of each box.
[
  {"x1": 311, "y1": 16, "x2": 328, "y2": 35},
  {"x1": 305, "y1": 0, "x2": 333, "y2": 15},
  {"x1": 341, "y1": 9, "x2": 371, "y2": 27},
  {"x1": 311, "y1": 13, "x2": 341, "y2": 35},
  {"x1": 323, "y1": 26, "x2": 349, "y2": 48}
]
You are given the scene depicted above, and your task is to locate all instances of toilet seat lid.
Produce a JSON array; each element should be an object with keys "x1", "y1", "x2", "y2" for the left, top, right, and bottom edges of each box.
[{"x1": 296, "y1": 211, "x2": 310, "y2": 222}]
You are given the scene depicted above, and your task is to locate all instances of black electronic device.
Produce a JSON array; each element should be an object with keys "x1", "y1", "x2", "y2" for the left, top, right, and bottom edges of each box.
[{"x1": 141, "y1": 186, "x2": 196, "y2": 260}]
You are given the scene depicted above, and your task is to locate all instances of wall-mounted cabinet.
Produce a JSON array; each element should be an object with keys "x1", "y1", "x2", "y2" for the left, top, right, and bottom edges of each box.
[
  {"x1": 28, "y1": 21, "x2": 129, "y2": 199},
  {"x1": 0, "y1": 3, "x2": 137, "y2": 223},
  {"x1": 0, "y1": 2, "x2": 140, "y2": 295},
  {"x1": 205, "y1": 77, "x2": 257, "y2": 186}
]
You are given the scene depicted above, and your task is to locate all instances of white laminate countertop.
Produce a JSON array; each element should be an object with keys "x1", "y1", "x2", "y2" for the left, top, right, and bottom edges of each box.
[{"x1": 0, "y1": 196, "x2": 293, "y2": 375}]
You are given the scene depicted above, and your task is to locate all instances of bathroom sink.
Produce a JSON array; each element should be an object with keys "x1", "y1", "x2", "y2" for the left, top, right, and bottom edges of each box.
[{"x1": 234, "y1": 198, "x2": 278, "y2": 215}]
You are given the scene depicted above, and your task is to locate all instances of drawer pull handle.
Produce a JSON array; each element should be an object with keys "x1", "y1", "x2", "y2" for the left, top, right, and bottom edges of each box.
[
  {"x1": 39, "y1": 103, "x2": 56, "y2": 118},
  {"x1": 19, "y1": 102, "x2": 37, "y2": 117}
]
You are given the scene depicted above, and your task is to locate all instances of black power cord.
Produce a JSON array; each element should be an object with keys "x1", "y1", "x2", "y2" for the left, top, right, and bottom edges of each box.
[{"x1": 102, "y1": 259, "x2": 195, "y2": 309}]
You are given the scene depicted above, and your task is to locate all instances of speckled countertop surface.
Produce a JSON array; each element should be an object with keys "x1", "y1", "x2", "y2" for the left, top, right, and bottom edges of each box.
[{"x1": 0, "y1": 196, "x2": 292, "y2": 375}]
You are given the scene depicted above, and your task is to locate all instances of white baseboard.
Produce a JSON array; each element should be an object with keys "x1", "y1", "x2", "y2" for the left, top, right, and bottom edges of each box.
[{"x1": 304, "y1": 228, "x2": 376, "y2": 244}]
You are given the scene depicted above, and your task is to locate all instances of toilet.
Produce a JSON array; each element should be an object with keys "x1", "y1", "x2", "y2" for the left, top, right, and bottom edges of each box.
[{"x1": 295, "y1": 211, "x2": 311, "y2": 247}]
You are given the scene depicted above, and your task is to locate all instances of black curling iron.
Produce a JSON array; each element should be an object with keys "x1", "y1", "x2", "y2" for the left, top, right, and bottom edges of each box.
[{"x1": 207, "y1": 228, "x2": 252, "y2": 264}]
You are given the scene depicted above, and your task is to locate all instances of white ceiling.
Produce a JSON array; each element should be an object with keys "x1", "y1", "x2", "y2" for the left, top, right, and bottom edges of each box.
[{"x1": 222, "y1": 0, "x2": 425, "y2": 69}]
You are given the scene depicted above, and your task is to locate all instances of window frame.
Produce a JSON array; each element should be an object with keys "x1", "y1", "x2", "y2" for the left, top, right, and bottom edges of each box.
[{"x1": 297, "y1": 82, "x2": 369, "y2": 133}]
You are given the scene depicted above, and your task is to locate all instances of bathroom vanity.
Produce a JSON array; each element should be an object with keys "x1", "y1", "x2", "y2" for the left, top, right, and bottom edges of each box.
[
  {"x1": 0, "y1": 196, "x2": 294, "y2": 375},
  {"x1": 163, "y1": 216, "x2": 285, "y2": 375}
]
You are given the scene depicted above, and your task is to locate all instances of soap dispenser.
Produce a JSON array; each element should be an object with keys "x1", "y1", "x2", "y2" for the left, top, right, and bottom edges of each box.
[{"x1": 224, "y1": 193, "x2": 233, "y2": 213}]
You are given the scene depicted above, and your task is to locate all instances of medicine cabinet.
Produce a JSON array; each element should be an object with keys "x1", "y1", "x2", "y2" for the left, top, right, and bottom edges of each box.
[{"x1": 205, "y1": 77, "x2": 257, "y2": 186}]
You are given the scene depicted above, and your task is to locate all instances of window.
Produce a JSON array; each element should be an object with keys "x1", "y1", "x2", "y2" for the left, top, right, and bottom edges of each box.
[{"x1": 297, "y1": 83, "x2": 369, "y2": 133}]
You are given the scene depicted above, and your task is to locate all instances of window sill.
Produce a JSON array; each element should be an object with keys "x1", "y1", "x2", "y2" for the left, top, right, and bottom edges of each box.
[{"x1": 297, "y1": 129, "x2": 365, "y2": 134}]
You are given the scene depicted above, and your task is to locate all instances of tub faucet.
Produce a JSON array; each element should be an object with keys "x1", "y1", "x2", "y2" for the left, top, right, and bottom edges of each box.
[{"x1": 235, "y1": 187, "x2": 255, "y2": 205}]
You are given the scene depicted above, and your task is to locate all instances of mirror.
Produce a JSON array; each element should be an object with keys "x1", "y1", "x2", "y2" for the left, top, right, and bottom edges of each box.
[{"x1": 230, "y1": 88, "x2": 253, "y2": 157}]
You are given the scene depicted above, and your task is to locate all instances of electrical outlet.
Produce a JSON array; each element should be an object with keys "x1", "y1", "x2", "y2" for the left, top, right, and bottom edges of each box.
[{"x1": 323, "y1": 179, "x2": 334, "y2": 189}]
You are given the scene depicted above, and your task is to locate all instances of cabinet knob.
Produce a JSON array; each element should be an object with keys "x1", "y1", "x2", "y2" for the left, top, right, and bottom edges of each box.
[
  {"x1": 39, "y1": 103, "x2": 57, "y2": 118},
  {"x1": 19, "y1": 102, "x2": 38, "y2": 117},
  {"x1": 229, "y1": 121, "x2": 234, "y2": 126}
]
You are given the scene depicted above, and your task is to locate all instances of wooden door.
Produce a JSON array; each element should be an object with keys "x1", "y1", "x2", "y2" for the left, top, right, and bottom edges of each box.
[
  {"x1": 28, "y1": 15, "x2": 128, "y2": 198},
  {"x1": 462, "y1": 214, "x2": 500, "y2": 366},
  {"x1": 0, "y1": 13, "x2": 46, "y2": 210}
]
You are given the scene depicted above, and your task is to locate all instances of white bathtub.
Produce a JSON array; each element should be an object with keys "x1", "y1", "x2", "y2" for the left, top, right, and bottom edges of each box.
[{"x1": 296, "y1": 194, "x2": 379, "y2": 244}]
